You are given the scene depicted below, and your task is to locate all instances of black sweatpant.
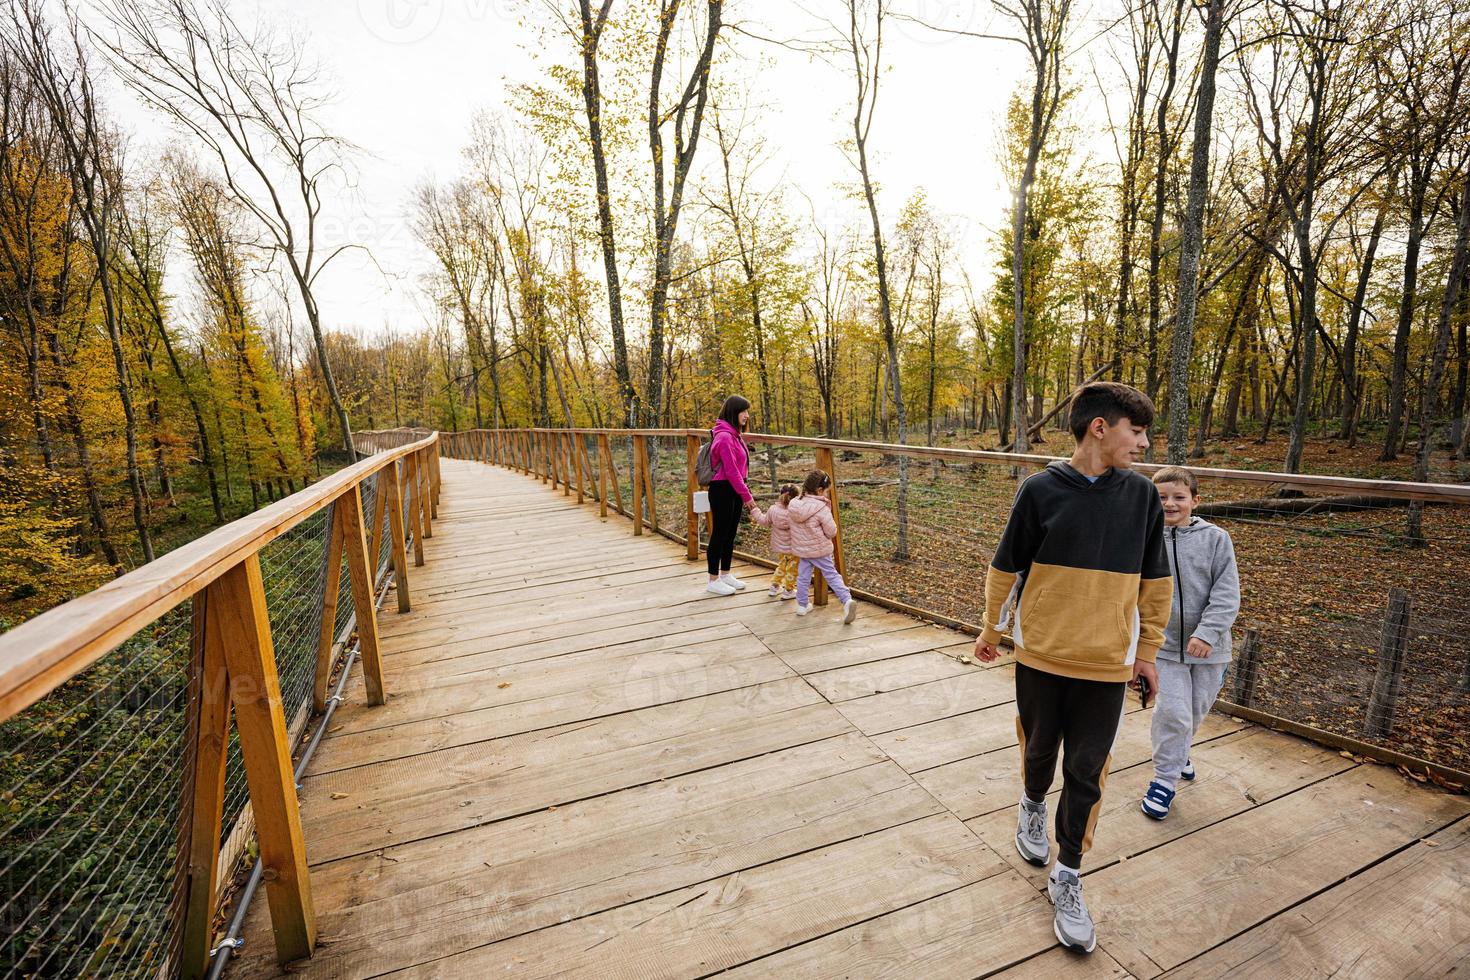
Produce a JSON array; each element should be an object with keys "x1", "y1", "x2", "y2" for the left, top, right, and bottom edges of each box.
[
  {"x1": 706, "y1": 479, "x2": 743, "y2": 576},
  {"x1": 1015, "y1": 661, "x2": 1126, "y2": 869}
]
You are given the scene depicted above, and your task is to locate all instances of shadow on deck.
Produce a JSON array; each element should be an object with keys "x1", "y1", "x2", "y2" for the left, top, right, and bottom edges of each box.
[{"x1": 237, "y1": 458, "x2": 1470, "y2": 978}]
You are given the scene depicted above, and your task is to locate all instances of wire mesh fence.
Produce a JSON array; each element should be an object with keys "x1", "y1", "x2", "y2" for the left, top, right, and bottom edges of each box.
[
  {"x1": 468, "y1": 428, "x2": 1470, "y2": 779},
  {"x1": 0, "y1": 456, "x2": 407, "y2": 978}
]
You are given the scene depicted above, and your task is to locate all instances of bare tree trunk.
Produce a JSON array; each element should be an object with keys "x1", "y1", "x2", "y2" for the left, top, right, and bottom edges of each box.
[
  {"x1": 645, "y1": 0, "x2": 722, "y2": 429},
  {"x1": 1407, "y1": 172, "x2": 1470, "y2": 541},
  {"x1": 1166, "y1": 0, "x2": 1224, "y2": 464}
]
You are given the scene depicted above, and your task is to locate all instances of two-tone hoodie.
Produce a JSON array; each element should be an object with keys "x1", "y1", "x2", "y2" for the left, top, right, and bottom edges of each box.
[
  {"x1": 1157, "y1": 517, "x2": 1240, "y2": 665},
  {"x1": 980, "y1": 461, "x2": 1173, "y2": 683}
]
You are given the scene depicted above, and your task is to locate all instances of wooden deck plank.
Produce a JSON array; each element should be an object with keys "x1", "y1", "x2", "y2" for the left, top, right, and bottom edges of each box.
[
  {"x1": 803, "y1": 648, "x2": 977, "y2": 702},
  {"x1": 779, "y1": 623, "x2": 970, "y2": 675},
  {"x1": 1160, "y1": 815, "x2": 1470, "y2": 978},
  {"x1": 914, "y1": 706, "x2": 1246, "y2": 821},
  {"x1": 836, "y1": 666, "x2": 1018, "y2": 735},
  {"x1": 243, "y1": 745, "x2": 940, "y2": 977},
  {"x1": 718, "y1": 870, "x2": 1058, "y2": 979},
  {"x1": 304, "y1": 701, "x2": 854, "y2": 864},
  {"x1": 314, "y1": 656, "x2": 797, "y2": 771},
  {"x1": 385, "y1": 814, "x2": 1006, "y2": 979},
  {"x1": 330, "y1": 630, "x2": 775, "y2": 734},
  {"x1": 1086, "y1": 767, "x2": 1470, "y2": 977},
  {"x1": 966, "y1": 727, "x2": 1357, "y2": 876}
]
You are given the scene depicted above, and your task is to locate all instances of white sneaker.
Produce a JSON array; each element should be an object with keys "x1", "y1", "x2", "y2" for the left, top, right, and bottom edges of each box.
[
  {"x1": 768, "y1": 584, "x2": 781, "y2": 597},
  {"x1": 842, "y1": 599, "x2": 858, "y2": 624},
  {"x1": 795, "y1": 603, "x2": 811, "y2": 616},
  {"x1": 721, "y1": 573, "x2": 747, "y2": 590},
  {"x1": 706, "y1": 579, "x2": 737, "y2": 596},
  {"x1": 778, "y1": 589, "x2": 797, "y2": 600}
]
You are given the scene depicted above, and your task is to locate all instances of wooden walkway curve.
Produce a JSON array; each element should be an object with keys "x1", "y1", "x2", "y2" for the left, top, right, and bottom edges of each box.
[{"x1": 236, "y1": 457, "x2": 1470, "y2": 978}]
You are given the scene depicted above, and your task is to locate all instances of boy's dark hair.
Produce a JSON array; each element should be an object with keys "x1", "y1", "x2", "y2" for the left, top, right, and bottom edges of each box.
[
  {"x1": 1151, "y1": 465, "x2": 1198, "y2": 495},
  {"x1": 717, "y1": 394, "x2": 751, "y2": 431},
  {"x1": 1068, "y1": 382, "x2": 1156, "y2": 440},
  {"x1": 801, "y1": 469, "x2": 831, "y2": 496}
]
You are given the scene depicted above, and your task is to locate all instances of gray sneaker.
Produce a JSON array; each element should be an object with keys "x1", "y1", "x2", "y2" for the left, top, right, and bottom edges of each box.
[
  {"x1": 1015, "y1": 797, "x2": 1049, "y2": 866},
  {"x1": 1048, "y1": 869, "x2": 1097, "y2": 953}
]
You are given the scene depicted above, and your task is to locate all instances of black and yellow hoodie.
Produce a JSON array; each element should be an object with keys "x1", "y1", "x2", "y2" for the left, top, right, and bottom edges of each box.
[{"x1": 980, "y1": 461, "x2": 1173, "y2": 683}]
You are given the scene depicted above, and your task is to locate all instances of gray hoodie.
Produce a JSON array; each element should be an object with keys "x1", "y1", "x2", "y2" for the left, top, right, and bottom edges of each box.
[{"x1": 1157, "y1": 517, "x2": 1240, "y2": 664}]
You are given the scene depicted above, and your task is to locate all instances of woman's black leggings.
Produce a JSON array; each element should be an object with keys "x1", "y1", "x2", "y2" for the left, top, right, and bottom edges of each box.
[{"x1": 706, "y1": 479, "x2": 743, "y2": 576}]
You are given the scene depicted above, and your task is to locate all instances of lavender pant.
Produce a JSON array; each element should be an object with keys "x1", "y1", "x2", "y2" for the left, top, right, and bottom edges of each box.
[{"x1": 796, "y1": 556, "x2": 852, "y2": 606}]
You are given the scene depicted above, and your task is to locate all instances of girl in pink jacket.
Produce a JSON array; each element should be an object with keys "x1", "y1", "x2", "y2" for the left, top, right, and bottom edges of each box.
[
  {"x1": 752, "y1": 484, "x2": 799, "y2": 599},
  {"x1": 785, "y1": 469, "x2": 857, "y2": 624}
]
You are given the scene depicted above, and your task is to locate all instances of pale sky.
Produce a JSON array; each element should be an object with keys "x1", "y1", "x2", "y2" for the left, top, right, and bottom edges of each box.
[{"x1": 104, "y1": 0, "x2": 1125, "y2": 340}]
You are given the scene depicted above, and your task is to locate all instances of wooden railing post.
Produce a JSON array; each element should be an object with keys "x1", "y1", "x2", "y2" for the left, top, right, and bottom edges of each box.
[
  {"x1": 573, "y1": 433, "x2": 585, "y2": 504},
  {"x1": 312, "y1": 503, "x2": 345, "y2": 714},
  {"x1": 639, "y1": 436, "x2": 659, "y2": 532},
  {"x1": 812, "y1": 446, "x2": 844, "y2": 606},
  {"x1": 596, "y1": 434, "x2": 610, "y2": 518},
  {"x1": 1229, "y1": 629, "x2": 1260, "y2": 706},
  {"x1": 383, "y1": 458, "x2": 412, "y2": 611},
  {"x1": 337, "y1": 483, "x2": 386, "y2": 705},
  {"x1": 631, "y1": 434, "x2": 646, "y2": 536},
  {"x1": 417, "y1": 448, "x2": 434, "y2": 539},
  {"x1": 601, "y1": 433, "x2": 625, "y2": 516},
  {"x1": 404, "y1": 452, "x2": 426, "y2": 567},
  {"x1": 179, "y1": 594, "x2": 230, "y2": 980},
  {"x1": 1364, "y1": 589, "x2": 1411, "y2": 739},
  {"x1": 685, "y1": 434, "x2": 700, "y2": 560},
  {"x1": 208, "y1": 556, "x2": 316, "y2": 964},
  {"x1": 428, "y1": 441, "x2": 440, "y2": 516},
  {"x1": 370, "y1": 468, "x2": 388, "y2": 566},
  {"x1": 563, "y1": 432, "x2": 575, "y2": 497}
]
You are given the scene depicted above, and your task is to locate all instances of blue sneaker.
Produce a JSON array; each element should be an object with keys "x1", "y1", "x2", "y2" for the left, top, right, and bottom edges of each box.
[
  {"x1": 1181, "y1": 759, "x2": 1196, "y2": 781},
  {"x1": 1141, "y1": 781, "x2": 1175, "y2": 820}
]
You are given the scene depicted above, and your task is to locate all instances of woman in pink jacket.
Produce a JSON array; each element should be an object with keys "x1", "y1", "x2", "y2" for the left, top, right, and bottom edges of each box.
[
  {"x1": 786, "y1": 469, "x2": 857, "y2": 623},
  {"x1": 705, "y1": 395, "x2": 756, "y2": 595}
]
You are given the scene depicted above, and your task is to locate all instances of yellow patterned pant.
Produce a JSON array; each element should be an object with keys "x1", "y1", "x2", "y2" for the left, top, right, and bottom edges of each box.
[{"x1": 770, "y1": 553, "x2": 799, "y2": 591}]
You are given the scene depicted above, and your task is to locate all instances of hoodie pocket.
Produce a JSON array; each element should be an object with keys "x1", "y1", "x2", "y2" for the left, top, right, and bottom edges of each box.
[{"x1": 1018, "y1": 588, "x2": 1131, "y2": 666}]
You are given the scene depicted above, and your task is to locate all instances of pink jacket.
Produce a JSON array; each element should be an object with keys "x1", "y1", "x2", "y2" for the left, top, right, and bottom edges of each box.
[
  {"x1": 708, "y1": 419, "x2": 752, "y2": 503},
  {"x1": 753, "y1": 499, "x2": 794, "y2": 554},
  {"x1": 786, "y1": 494, "x2": 837, "y2": 558}
]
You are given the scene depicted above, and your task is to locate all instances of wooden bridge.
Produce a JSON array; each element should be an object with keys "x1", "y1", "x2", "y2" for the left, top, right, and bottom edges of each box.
[
  {"x1": 3, "y1": 429, "x2": 1468, "y2": 980},
  {"x1": 227, "y1": 453, "x2": 1467, "y2": 978}
]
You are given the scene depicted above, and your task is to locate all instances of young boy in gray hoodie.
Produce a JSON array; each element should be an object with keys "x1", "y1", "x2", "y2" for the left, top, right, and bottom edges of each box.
[{"x1": 1142, "y1": 465, "x2": 1241, "y2": 819}]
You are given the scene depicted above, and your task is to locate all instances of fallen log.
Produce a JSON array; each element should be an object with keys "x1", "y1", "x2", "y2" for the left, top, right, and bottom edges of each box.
[{"x1": 1197, "y1": 493, "x2": 1440, "y2": 518}]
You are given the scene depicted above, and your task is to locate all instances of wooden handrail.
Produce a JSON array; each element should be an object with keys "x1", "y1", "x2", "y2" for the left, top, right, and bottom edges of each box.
[
  {"x1": 0, "y1": 432, "x2": 438, "y2": 723},
  {"x1": 447, "y1": 427, "x2": 1470, "y2": 504}
]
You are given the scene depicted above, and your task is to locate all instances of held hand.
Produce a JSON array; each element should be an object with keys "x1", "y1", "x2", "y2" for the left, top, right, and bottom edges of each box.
[
  {"x1": 1132, "y1": 660, "x2": 1159, "y2": 707},
  {"x1": 974, "y1": 636, "x2": 1002, "y2": 663},
  {"x1": 1186, "y1": 637, "x2": 1213, "y2": 659}
]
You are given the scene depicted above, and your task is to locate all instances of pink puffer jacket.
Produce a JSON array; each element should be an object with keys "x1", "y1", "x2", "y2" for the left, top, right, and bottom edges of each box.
[
  {"x1": 753, "y1": 499, "x2": 794, "y2": 554},
  {"x1": 785, "y1": 494, "x2": 837, "y2": 558}
]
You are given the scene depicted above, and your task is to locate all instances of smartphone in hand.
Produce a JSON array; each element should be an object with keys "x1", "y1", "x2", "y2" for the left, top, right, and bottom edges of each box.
[{"x1": 1134, "y1": 674, "x2": 1154, "y2": 709}]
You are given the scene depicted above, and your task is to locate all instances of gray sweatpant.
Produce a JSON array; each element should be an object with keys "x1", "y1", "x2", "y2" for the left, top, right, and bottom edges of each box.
[{"x1": 1150, "y1": 658, "x2": 1230, "y2": 791}]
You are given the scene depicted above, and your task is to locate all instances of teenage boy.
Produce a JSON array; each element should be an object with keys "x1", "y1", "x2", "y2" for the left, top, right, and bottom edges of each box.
[{"x1": 973, "y1": 381, "x2": 1173, "y2": 954}]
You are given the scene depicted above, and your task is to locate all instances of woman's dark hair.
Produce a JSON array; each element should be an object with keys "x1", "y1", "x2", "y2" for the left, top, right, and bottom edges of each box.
[
  {"x1": 801, "y1": 469, "x2": 831, "y2": 496},
  {"x1": 717, "y1": 394, "x2": 751, "y2": 431}
]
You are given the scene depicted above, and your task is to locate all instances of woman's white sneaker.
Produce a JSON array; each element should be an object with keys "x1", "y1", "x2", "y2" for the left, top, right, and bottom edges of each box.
[
  {"x1": 721, "y1": 573, "x2": 747, "y2": 590},
  {"x1": 706, "y1": 579, "x2": 737, "y2": 596}
]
